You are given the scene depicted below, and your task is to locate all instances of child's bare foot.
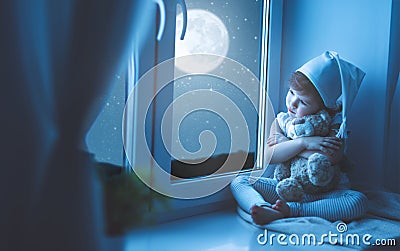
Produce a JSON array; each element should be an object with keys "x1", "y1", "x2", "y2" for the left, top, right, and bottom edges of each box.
[
  {"x1": 271, "y1": 199, "x2": 290, "y2": 217},
  {"x1": 250, "y1": 205, "x2": 284, "y2": 225}
]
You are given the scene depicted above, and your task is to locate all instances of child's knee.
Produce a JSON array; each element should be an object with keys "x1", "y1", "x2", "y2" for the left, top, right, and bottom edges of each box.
[
  {"x1": 354, "y1": 191, "x2": 368, "y2": 214},
  {"x1": 344, "y1": 190, "x2": 368, "y2": 220},
  {"x1": 349, "y1": 191, "x2": 367, "y2": 207}
]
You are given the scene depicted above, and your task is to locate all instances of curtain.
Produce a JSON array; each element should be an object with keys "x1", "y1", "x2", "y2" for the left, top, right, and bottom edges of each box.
[
  {"x1": 0, "y1": 0, "x2": 156, "y2": 250},
  {"x1": 385, "y1": 73, "x2": 400, "y2": 193}
]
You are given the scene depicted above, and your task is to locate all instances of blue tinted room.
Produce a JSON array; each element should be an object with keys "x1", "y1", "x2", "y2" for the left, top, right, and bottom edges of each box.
[{"x1": 1, "y1": 0, "x2": 400, "y2": 250}]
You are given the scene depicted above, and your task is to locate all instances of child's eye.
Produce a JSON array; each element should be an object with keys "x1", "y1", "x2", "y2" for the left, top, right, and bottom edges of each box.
[
  {"x1": 289, "y1": 89, "x2": 294, "y2": 95},
  {"x1": 300, "y1": 100, "x2": 307, "y2": 106}
]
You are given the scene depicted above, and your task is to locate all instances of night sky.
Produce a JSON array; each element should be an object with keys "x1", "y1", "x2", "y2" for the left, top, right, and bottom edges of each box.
[
  {"x1": 172, "y1": 0, "x2": 262, "y2": 159},
  {"x1": 86, "y1": 74, "x2": 125, "y2": 166},
  {"x1": 86, "y1": 0, "x2": 263, "y2": 165}
]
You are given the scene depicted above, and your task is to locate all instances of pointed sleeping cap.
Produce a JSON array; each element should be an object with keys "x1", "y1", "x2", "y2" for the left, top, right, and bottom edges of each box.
[{"x1": 297, "y1": 51, "x2": 366, "y2": 138}]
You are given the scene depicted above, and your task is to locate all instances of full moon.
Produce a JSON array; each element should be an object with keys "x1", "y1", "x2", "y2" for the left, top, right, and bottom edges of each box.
[{"x1": 175, "y1": 9, "x2": 229, "y2": 73}]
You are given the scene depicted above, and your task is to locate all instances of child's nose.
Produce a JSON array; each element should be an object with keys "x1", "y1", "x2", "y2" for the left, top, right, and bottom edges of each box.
[{"x1": 290, "y1": 98, "x2": 299, "y2": 108}]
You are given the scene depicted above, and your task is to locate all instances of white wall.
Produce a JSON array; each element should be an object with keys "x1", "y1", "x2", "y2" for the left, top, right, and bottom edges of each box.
[{"x1": 277, "y1": 0, "x2": 395, "y2": 190}]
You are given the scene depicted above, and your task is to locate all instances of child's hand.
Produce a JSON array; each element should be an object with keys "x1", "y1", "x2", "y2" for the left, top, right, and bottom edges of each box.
[
  {"x1": 326, "y1": 139, "x2": 344, "y2": 164},
  {"x1": 267, "y1": 133, "x2": 289, "y2": 146},
  {"x1": 301, "y1": 136, "x2": 342, "y2": 156}
]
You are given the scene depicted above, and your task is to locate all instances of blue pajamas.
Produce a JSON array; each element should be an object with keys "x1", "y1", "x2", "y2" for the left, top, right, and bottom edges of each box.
[{"x1": 230, "y1": 175, "x2": 367, "y2": 222}]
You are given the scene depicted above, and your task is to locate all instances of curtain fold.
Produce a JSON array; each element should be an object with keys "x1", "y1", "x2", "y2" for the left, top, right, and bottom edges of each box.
[{"x1": 1, "y1": 0, "x2": 155, "y2": 250}]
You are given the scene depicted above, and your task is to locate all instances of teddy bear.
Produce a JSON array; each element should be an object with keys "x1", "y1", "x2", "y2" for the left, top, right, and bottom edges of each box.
[{"x1": 274, "y1": 110, "x2": 340, "y2": 202}]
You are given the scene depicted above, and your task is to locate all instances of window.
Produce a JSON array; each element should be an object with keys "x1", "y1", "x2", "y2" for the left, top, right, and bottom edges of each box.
[
  {"x1": 83, "y1": 0, "x2": 281, "y2": 221},
  {"x1": 108, "y1": 1, "x2": 276, "y2": 218}
]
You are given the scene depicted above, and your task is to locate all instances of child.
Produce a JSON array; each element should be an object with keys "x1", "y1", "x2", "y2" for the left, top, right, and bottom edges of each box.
[
  {"x1": 231, "y1": 51, "x2": 367, "y2": 225},
  {"x1": 273, "y1": 80, "x2": 340, "y2": 202}
]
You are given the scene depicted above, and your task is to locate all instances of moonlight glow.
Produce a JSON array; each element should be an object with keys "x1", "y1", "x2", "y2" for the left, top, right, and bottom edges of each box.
[{"x1": 175, "y1": 9, "x2": 229, "y2": 73}]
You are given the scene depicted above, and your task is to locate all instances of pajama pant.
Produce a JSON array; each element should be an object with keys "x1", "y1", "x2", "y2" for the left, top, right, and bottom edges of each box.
[{"x1": 230, "y1": 175, "x2": 367, "y2": 222}]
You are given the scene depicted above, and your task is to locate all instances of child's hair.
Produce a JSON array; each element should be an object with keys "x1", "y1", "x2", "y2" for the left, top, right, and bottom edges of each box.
[{"x1": 288, "y1": 71, "x2": 342, "y2": 117}]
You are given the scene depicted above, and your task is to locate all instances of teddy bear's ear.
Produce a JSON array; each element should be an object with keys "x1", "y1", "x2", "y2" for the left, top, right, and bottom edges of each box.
[{"x1": 292, "y1": 118, "x2": 305, "y2": 125}]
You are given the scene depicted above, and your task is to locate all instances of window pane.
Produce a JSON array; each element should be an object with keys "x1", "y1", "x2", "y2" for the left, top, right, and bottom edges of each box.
[
  {"x1": 171, "y1": 0, "x2": 263, "y2": 179},
  {"x1": 86, "y1": 74, "x2": 125, "y2": 166}
]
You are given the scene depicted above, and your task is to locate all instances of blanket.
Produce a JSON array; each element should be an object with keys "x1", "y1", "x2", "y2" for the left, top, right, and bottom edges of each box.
[{"x1": 254, "y1": 190, "x2": 400, "y2": 250}]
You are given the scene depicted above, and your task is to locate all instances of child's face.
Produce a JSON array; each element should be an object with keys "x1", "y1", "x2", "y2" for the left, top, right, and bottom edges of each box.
[{"x1": 285, "y1": 88, "x2": 323, "y2": 118}]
